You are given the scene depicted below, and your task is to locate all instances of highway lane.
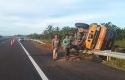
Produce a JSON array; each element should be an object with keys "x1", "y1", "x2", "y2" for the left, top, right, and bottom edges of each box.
[
  {"x1": 0, "y1": 38, "x2": 41, "y2": 80},
  {"x1": 0, "y1": 38, "x2": 125, "y2": 80},
  {"x1": 0, "y1": 37, "x2": 11, "y2": 45},
  {"x1": 22, "y1": 40, "x2": 125, "y2": 80}
]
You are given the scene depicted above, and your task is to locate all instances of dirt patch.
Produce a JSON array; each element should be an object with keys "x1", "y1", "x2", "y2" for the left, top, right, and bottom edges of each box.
[
  {"x1": 57, "y1": 54, "x2": 80, "y2": 62},
  {"x1": 31, "y1": 41, "x2": 103, "y2": 62},
  {"x1": 32, "y1": 40, "x2": 63, "y2": 51},
  {"x1": 31, "y1": 41, "x2": 53, "y2": 51},
  {"x1": 31, "y1": 41, "x2": 81, "y2": 61}
]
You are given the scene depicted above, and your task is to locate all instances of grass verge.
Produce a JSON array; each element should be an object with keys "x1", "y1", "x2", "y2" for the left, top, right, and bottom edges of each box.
[
  {"x1": 115, "y1": 40, "x2": 125, "y2": 48},
  {"x1": 103, "y1": 58, "x2": 125, "y2": 71}
]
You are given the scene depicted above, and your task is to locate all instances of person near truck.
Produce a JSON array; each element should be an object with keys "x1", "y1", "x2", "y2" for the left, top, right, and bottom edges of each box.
[
  {"x1": 52, "y1": 34, "x2": 61, "y2": 61},
  {"x1": 63, "y1": 34, "x2": 71, "y2": 60},
  {"x1": 77, "y1": 32, "x2": 86, "y2": 51}
]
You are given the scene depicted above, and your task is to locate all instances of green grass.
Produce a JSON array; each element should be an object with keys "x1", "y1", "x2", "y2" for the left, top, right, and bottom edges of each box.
[
  {"x1": 115, "y1": 40, "x2": 125, "y2": 48},
  {"x1": 104, "y1": 58, "x2": 125, "y2": 70},
  {"x1": 104, "y1": 40, "x2": 125, "y2": 70}
]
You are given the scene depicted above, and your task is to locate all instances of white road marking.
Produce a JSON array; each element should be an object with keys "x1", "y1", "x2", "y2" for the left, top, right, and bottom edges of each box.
[{"x1": 19, "y1": 41, "x2": 49, "y2": 80}]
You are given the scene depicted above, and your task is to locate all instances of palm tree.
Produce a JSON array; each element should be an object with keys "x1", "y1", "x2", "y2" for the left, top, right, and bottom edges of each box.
[
  {"x1": 101, "y1": 22, "x2": 117, "y2": 30},
  {"x1": 46, "y1": 25, "x2": 54, "y2": 39}
]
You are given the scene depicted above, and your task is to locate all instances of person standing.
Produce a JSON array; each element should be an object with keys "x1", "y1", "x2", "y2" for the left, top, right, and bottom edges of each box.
[
  {"x1": 77, "y1": 32, "x2": 86, "y2": 50},
  {"x1": 63, "y1": 34, "x2": 71, "y2": 60},
  {"x1": 52, "y1": 34, "x2": 61, "y2": 61}
]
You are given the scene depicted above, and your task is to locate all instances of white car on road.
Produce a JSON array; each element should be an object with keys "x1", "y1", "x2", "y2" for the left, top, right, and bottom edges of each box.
[{"x1": 19, "y1": 37, "x2": 25, "y2": 42}]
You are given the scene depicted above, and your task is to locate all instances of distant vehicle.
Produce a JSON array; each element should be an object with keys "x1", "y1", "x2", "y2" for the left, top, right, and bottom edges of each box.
[{"x1": 19, "y1": 37, "x2": 25, "y2": 41}]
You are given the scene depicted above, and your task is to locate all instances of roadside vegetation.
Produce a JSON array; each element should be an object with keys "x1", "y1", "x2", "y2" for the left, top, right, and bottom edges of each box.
[
  {"x1": 27, "y1": 22, "x2": 125, "y2": 70},
  {"x1": 115, "y1": 40, "x2": 125, "y2": 48},
  {"x1": 27, "y1": 22, "x2": 125, "y2": 41},
  {"x1": 104, "y1": 40, "x2": 125, "y2": 70},
  {"x1": 27, "y1": 25, "x2": 76, "y2": 42},
  {"x1": 103, "y1": 58, "x2": 125, "y2": 70}
]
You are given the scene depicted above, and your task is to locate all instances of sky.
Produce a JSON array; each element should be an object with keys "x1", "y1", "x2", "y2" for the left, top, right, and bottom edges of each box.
[{"x1": 0, "y1": 0, "x2": 125, "y2": 36}]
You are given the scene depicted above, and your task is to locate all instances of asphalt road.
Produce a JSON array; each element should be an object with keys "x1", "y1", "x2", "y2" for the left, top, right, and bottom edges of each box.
[
  {"x1": 0, "y1": 38, "x2": 41, "y2": 80},
  {"x1": 0, "y1": 38, "x2": 125, "y2": 80}
]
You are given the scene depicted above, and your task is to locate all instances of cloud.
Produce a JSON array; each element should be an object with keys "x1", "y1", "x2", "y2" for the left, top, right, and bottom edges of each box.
[
  {"x1": 0, "y1": 0, "x2": 79, "y2": 16},
  {"x1": 0, "y1": 0, "x2": 125, "y2": 36},
  {"x1": 42, "y1": 14, "x2": 101, "y2": 26}
]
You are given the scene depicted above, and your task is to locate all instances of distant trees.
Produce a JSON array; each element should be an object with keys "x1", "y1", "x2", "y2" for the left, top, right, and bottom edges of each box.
[
  {"x1": 101, "y1": 22, "x2": 125, "y2": 40},
  {"x1": 0, "y1": 35, "x2": 2, "y2": 38},
  {"x1": 101, "y1": 22, "x2": 117, "y2": 30},
  {"x1": 28, "y1": 33, "x2": 42, "y2": 39},
  {"x1": 28, "y1": 22, "x2": 125, "y2": 41},
  {"x1": 116, "y1": 28, "x2": 125, "y2": 40},
  {"x1": 28, "y1": 25, "x2": 76, "y2": 40}
]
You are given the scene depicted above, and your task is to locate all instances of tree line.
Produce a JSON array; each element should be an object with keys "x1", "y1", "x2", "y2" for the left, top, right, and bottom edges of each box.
[
  {"x1": 28, "y1": 25, "x2": 76, "y2": 40},
  {"x1": 28, "y1": 22, "x2": 125, "y2": 41}
]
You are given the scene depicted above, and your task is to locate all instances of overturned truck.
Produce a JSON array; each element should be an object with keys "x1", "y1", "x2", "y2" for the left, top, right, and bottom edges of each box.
[{"x1": 71, "y1": 23, "x2": 116, "y2": 52}]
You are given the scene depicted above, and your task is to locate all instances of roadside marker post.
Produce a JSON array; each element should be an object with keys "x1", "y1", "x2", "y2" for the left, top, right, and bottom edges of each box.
[{"x1": 11, "y1": 39, "x2": 15, "y2": 46}]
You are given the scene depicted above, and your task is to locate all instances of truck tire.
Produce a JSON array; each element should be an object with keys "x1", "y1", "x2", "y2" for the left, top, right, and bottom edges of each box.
[{"x1": 75, "y1": 23, "x2": 89, "y2": 29}]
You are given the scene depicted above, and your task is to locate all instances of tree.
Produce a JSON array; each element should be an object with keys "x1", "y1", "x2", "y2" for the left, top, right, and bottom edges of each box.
[
  {"x1": 101, "y1": 22, "x2": 117, "y2": 30},
  {"x1": 55, "y1": 26, "x2": 60, "y2": 34},
  {"x1": 46, "y1": 25, "x2": 54, "y2": 39},
  {"x1": 101, "y1": 22, "x2": 125, "y2": 40},
  {"x1": 28, "y1": 22, "x2": 125, "y2": 41}
]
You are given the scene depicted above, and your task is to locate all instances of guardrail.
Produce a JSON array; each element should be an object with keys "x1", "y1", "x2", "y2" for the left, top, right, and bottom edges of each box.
[
  {"x1": 30, "y1": 39, "x2": 125, "y2": 61},
  {"x1": 86, "y1": 50, "x2": 125, "y2": 60}
]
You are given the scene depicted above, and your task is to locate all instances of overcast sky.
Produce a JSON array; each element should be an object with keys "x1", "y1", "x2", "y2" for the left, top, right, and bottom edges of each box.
[{"x1": 0, "y1": 0, "x2": 125, "y2": 36}]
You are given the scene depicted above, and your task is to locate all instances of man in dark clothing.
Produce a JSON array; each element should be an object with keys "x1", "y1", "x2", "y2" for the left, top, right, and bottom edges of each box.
[
  {"x1": 63, "y1": 34, "x2": 71, "y2": 60},
  {"x1": 77, "y1": 32, "x2": 86, "y2": 51}
]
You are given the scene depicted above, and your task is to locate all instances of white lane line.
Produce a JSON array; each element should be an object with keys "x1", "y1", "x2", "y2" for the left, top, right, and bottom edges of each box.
[{"x1": 19, "y1": 41, "x2": 49, "y2": 80}]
